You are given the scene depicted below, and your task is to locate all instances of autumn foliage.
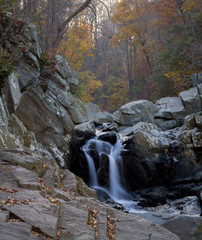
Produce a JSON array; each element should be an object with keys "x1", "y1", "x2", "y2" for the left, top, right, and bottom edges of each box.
[
  {"x1": 1, "y1": 0, "x2": 201, "y2": 111},
  {"x1": 57, "y1": 0, "x2": 201, "y2": 111}
]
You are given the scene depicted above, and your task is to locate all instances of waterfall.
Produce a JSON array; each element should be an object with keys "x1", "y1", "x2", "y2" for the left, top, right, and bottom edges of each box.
[{"x1": 82, "y1": 133, "x2": 130, "y2": 202}]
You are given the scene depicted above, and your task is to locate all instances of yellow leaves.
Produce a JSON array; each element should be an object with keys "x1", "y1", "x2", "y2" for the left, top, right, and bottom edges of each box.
[
  {"x1": 57, "y1": 21, "x2": 94, "y2": 72},
  {"x1": 47, "y1": 196, "x2": 61, "y2": 206},
  {"x1": 76, "y1": 71, "x2": 103, "y2": 103},
  {"x1": 164, "y1": 70, "x2": 194, "y2": 94},
  {"x1": 182, "y1": 0, "x2": 194, "y2": 12}
]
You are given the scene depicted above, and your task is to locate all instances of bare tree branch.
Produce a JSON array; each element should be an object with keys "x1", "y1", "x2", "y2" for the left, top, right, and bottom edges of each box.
[{"x1": 52, "y1": 0, "x2": 92, "y2": 48}]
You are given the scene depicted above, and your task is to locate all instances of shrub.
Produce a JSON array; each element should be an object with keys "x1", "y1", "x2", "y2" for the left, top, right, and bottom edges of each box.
[{"x1": 0, "y1": 48, "x2": 13, "y2": 82}]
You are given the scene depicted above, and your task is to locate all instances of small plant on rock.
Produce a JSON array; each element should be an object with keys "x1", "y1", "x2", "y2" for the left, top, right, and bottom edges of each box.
[
  {"x1": 39, "y1": 52, "x2": 56, "y2": 74},
  {"x1": 0, "y1": 48, "x2": 13, "y2": 89}
]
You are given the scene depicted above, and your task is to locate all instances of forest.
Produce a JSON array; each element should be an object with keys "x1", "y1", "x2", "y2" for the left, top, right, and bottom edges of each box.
[{"x1": 0, "y1": 0, "x2": 201, "y2": 112}]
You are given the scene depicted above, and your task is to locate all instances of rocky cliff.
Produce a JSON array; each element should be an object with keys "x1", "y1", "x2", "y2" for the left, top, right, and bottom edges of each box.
[{"x1": 0, "y1": 17, "x2": 88, "y2": 166}]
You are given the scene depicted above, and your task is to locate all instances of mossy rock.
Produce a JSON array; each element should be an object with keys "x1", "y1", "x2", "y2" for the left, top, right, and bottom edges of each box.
[{"x1": 0, "y1": 129, "x2": 17, "y2": 150}]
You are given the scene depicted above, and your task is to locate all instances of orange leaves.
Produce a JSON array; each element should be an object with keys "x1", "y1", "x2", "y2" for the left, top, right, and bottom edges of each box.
[
  {"x1": 0, "y1": 197, "x2": 36, "y2": 207},
  {"x1": 39, "y1": 178, "x2": 45, "y2": 190},
  {"x1": 106, "y1": 215, "x2": 116, "y2": 240},
  {"x1": 88, "y1": 207, "x2": 100, "y2": 240},
  {"x1": 0, "y1": 187, "x2": 19, "y2": 193}
]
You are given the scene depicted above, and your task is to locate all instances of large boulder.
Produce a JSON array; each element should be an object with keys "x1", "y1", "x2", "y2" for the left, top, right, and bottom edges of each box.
[
  {"x1": 122, "y1": 122, "x2": 170, "y2": 153},
  {"x1": 113, "y1": 100, "x2": 158, "y2": 126},
  {"x1": 91, "y1": 111, "x2": 114, "y2": 123},
  {"x1": 86, "y1": 102, "x2": 101, "y2": 120},
  {"x1": 74, "y1": 120, "x2": 96, "y2": 136},
  {"x1": 180, "y1": 87, "x2": 201, "y2": 114},
  {"x1": 121, "y1": 122, "x2": 172, "y2": 190},
  {"x1": 155, "y1": 97, "x2": 186, "y2": 118}
]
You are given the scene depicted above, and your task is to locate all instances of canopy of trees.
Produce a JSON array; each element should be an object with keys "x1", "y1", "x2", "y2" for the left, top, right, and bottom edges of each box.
[{"x1": 0, "y1": 0, "x2": 201, "y2": 111}]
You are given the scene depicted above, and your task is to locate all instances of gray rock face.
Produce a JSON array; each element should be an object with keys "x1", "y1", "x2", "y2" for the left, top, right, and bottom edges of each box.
[
  {"x1": 0, "y1": 151, "x2": 179, "y2": 240},
  {"x1": 4, "y1": 72, "x2": 21, "y2": 113},
  {"x1": 156, "y1": 97, "x2": 186, "y2": 118},
  {"x1": 198, "y1": 83, "x2": 202, "y2": 96},
  {"x1": 86, "y1": 102, "x2": 101, "y2": 120},
  {"x1": 0, "y1": 20, "x2": 88, "y2": 164},
  {"x1": 123, "y1": 122, "x2": 170, "y2": 153},
  {"x1": 0, "y1": 94, "x2": 39, "y2": 154},
  {"x1": 114, "y1": 100, "x2": 158, "y2": 126},
  {"x1": 162, "y1": 216, "x2": 202, "y2": 240},
  {"x1": 195, "y1": 112, "x2": 202, "y2": 129},
  {"x1": 136, "y1": 212, "x2": 202, "y2": 240},
  {"x1": 0, "y1": 96, "x2": 9, "y2": 130},
  {"x1": 154, "y1": 118, "x2": 177, "y2": 131},
  {"x1": 55, "y1": 55, "x2": 79, "y2": 94},
  {"x1": 180, "y1": 87, "x2": 201, "y2": 114},
  {"x1": 155, "y1": 87, "x2": 202, "y2": 130}
]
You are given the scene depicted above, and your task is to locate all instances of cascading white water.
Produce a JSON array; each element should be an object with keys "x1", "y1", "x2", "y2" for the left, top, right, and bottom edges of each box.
[{"x1": 82, "y1": 133, "x2": 130, "y2": 202}]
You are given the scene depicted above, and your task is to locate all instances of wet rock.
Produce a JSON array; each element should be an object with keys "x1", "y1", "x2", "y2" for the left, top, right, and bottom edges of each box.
[
  {"x1": 114, "y1": 100, "x2": 158, "y2": 126},
  {"x1": 91, "y1": 111, "x2": 114, "y2": 123},
  {"x1": 74, "y1": 121, "x2": 96, "y2": 136},
  {"x1": 173, "y1": 149, "x2": 202, "y2": 182},
  {"x1": 126, "y1": 122, "x2": 170, "y2": 153},
  {"x1": 156, "y1": 196, "x2": 201, "y2": 216},
  {"x1": 98, "y1": 131, "x2": 117, "y2": 145}
]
